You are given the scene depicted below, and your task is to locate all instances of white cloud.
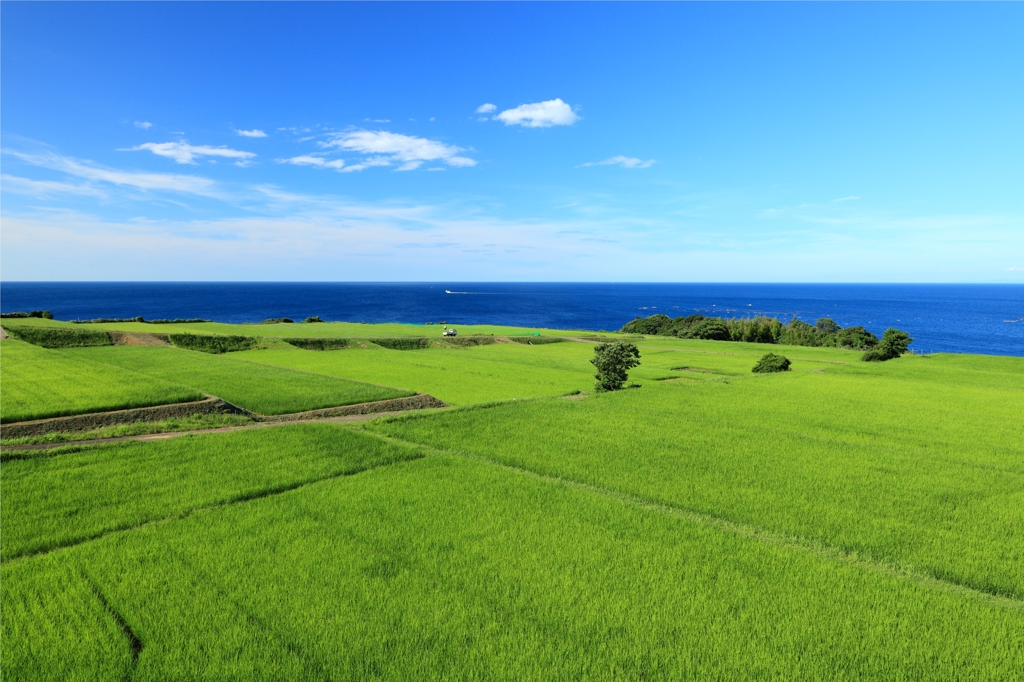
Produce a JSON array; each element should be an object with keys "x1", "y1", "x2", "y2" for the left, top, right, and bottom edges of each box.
[
  {"x1": 134, "y1": 121, "x2": 153, "y2": 129},
  {"x1": 1007, "y1": 266, "x2": 1023, "y2": 272},
  {"x1": 476, "y1": 103, "x2": 497, "y2": 114},
  {"x1": 321, "y1": 130, "x2": 476, "y2": 171},
  {"x1": 279, "y1": 155, "x2": 346, "y2": 170},
  {"x1": 494, "y1": 99, "x2": 579, "y2": 127},
  {"x1": 581, "y1": 156, "x2": 655, "y2": 169},
  {"x1": 4, "y1": 150, "x2": 218, "y2": 195},
  {"x1": 1, "y1": 174, "x2": 106, "y2": 198},
  {"x1": 364, "y1": 118, "x2": 391, "y2": 123},
  {"x1": 126, "y1": 141, "x2": 256, "y2": 165},
  {"x1": 237, "y1": 129, "x2": 267, "y2": 138}
]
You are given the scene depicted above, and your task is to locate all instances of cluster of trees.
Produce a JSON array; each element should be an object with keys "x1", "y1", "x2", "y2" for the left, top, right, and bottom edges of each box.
[
  {"x1": 1, "y1": 310, "x2": 53, "y2": 319},
  {"x1": 621, "y1": 314, "x2": 881, "y2": 351}
]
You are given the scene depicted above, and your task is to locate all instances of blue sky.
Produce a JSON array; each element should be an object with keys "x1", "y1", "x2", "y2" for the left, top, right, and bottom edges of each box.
[{"x1": 2, "y1": 2, "x2": 1021, "y2": 282}]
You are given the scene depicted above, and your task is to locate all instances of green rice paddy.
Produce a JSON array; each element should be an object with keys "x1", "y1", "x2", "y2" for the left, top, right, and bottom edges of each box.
[
  {"x1": 2, "y1": 321, "x2": 1023, "y2": 679},
  {"x1": 0, "y1": 340, "x2": 202, "y2": 422}
]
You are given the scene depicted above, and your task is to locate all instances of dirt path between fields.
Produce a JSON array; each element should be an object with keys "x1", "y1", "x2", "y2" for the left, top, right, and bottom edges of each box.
[{"x1": 1, "y1": 409, "x2": 435, "y2": 452}]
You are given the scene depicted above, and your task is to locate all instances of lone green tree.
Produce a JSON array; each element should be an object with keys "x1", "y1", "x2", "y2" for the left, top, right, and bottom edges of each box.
[
  {"x1": 862, "y1": 328, "x2": 913, "y2": 361},
  {"x1": 591, "y1": 342, "x2": 641, "y2": 392}
]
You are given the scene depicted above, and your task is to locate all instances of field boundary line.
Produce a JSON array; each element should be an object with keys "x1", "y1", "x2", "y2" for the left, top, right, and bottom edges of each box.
[
  {"x1": 2, "y1": 454, "x2": 425, "y2": 564},
  {"x1": 360, "y1": 430, "x2": 1024, "y2": 612},
  {"x1": 81, "y1": 570, "x2": 144, "y2": 681}
]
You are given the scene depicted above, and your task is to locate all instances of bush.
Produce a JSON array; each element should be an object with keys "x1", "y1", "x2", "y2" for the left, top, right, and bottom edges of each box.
[
  {"x1": 688, "y1": 319, "x2": 731, "y2": 341},
  {"x1": 4, "y1": 326, "x2": 112, "y2": 348},
  {"x1": 304, "y1": 316, "x2": 324, "y2": 323},
  {"x1": 591, "y1": 342, "x2": 641, "y2": 392},
  {"x1": 369, "y1": 337, "x2": 430, "y2": 350},
  {"x1": 836, "y1": 326, "x2": 879, "y2": 350},
  {"x1": 752, "y1": 353, "x2": 791, "y2": 373},
  {"x1": 1, "y1": 312, "x2": 30, "y2": 319},
  {"x1": 283, "y1": 337, "x2": 350, "y2": 351},
  {"x1": 861, "y1": 328, "x2": 913, "y2": 362},
  {"x1": 262, "y1": 318, "x2": 294, "y2": 324},
  {"x1": 168, "y1": 334, "x2": 259, "y2": 354},
  {"x1": 27, "y1": 310, "x2": 54, "y2": 319},
  {"x1": 620, "y1": 314, "x2": 671, "y2": 335}
]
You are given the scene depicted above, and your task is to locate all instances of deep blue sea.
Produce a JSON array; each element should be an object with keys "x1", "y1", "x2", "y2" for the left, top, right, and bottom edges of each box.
[{"x1": 2, "y1": 282, "x2": 1022, "y2": 357}]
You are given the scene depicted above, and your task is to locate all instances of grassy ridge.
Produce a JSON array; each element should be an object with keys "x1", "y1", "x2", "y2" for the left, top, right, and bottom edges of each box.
[
  {"x1": 236, "y1": 341, "x2": 599, "y2": 405},
  {"x1": 66, "y1": 345, "x2": 414, "y2": 415},
  {"x1": 0, "y1": 340, "x2": 203, "y2": 423},
  {"x1": 5, "y1": 453, "x2": 1023, "y2": 679},
  {"x1": 372, "y1": 355, "x2": 1024, "y2": 600},
  {"x1": 0, "y1": 424, "x2": 423, "y2": 559}
]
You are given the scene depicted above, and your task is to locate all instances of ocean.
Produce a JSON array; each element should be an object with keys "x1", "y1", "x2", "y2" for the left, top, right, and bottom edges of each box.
[{"x1": 2, "y1": 282, "x2": 1022, "y2": 357}]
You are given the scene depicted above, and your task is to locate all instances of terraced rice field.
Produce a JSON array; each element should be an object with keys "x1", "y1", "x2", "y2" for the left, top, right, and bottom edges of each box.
[
  {"x1": 0, "y1": 340, "x2": 202, "y2": 423},
  {"x1": 60, "y1": 345, "x2": 414, "y2": 416},
  {"x1": 3, "y1": 323, "x2": 1023, "y2": 679}
]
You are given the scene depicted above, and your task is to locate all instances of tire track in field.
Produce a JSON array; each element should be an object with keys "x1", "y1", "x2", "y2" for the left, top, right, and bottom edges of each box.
[
  {"x1": 81, "y1": 570, "x2": 143, "y2": 681},
  {"x1": 3, "y1": 454, "x2": 424, "y2": 564},
  {"x1": 360, "y1": 429, "x2": 1024, "y2": 612}
]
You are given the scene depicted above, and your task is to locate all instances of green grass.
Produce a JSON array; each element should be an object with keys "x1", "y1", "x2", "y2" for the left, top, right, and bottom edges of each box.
[
  {"x1": 372, "y1": 353, "x2": 1024, "y2": 600},
  {"x1": 4, "y1": 322, "x2": 1024, "y2": 679},
  {"x1": 0, "y1": 339, "x2": 203, "y2": 423},
  {"x1": 64, "y1": 345, "x2": 414, "y2": 415},
  {"x1": 236, "y1": 341, "x2": 600, "y2": 405},
  {"x1": 5, "y1": 452, "x2": 1023, "y2": 680},
  {"x1": 0, "y1": 424, "x2": 423, "y2": 560}
]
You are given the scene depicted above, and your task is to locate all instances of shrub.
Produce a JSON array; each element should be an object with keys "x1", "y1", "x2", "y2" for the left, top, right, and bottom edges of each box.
[
  {"x1": 4, "y1": 326, "x2": 112, "y2": 348},
  {"x1": 262, "y1": 318, "x2": 294, "y2": 324},
  {"x1": 836, "y1": 326, "x2": 879, "y2": 350},
  {"x1": 620, "y1": 314, "x2": 671, "y2": 335},
  {"x1": 304, "y1": 316, "x2": 324, "y2": 323},
  {"x1": 752, "y1": 353, "x2": 791, "y2": 373},
  {"x1": 0, "y1": 312, "x2": 30, "y2": 319},
  {"x1": 283, "y1": 338, "x2": 350, "y2": 351},
  {"x1": 168, "y1": 334, "x2": 259, "y2": 354},
  {"x1": 591, "y1": 342, "x2": 641, "y2": 392},
  {"x1": 369, "y1": 338, "x2": 430, "y2": 350},
  {"x1": 862, "y1": 328, "x2": 912, "y2": 362},
  {"x1": 688, "y1": 319, "x2": 731, "y2": 341}
]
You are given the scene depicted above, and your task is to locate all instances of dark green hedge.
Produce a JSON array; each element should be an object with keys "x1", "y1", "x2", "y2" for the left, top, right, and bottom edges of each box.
[
  {"x1": 168, "y1": 334, "x2": 258, "y2": 354},
  {"x1": 3, "y1": 326, "x2": 112, "y2": 348},
  {"x1": 283, "y1": 337, "x2": 351, "y2": 351},
  {"x1": 509, "y1": 336, "x2": 563, "y2": 344},
  {"x1": 369, "y1": 337, "x2": 430, "y2": 350}
]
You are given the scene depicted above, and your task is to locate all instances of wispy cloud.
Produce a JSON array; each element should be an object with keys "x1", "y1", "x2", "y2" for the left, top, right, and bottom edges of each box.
[
  {"x1": 1007, "y1": 266, "x2": 1023, "y2": 272},
  {"x1": 126, "y1": 141, "x2": 256, "y2": 165},
  {"x1": 494, "y1": 99, "x2": 579, "y2": 128},
  {"x1": 581, "y1": 156, "x2": 655, "y2": 169},
  {"x1": 363, "y1": 118, "x2": 391, "y2": 123},
  {"x1": 4, "y1": 149, "x2": 218, "y2": 196},
  {"x1": 833, "y1": 196, "x2": 861, "y2": 202},
  {"x1": 278, "y1": 155, "x2": 347, "y2": 170},
  {"x1": 236, "y1": 129, "x2": 267, "y2": 138},
  {"x1": 134, "y1": 121, "x2": 153, "y2": 130},
  {"x1": 1, "y1": 174, "x2": 106, "y2": 198},
  {"x1": 320, "y1": 130, "x2": 476, "y2": 171},
  {"x1": 476, "y1": 103, "x2": 497, "y2": 114}
]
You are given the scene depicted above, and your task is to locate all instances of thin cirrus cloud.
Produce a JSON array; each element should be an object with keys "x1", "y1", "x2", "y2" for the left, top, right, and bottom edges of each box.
[
  {"x1": 125, "y1": 141, "x2": 256, "y2": 165},
  {"x1": 315, "y1": 130, "x2": 476, "y2": 171},
  {"x1": 236, "y1": 129, "x2": 267, "y2": 138},
  {"x1": 133, "y1": 121, "x2": 153, "y2": 129},
  {"x1": 493, "y1": 98, "x2": 579, "y2": 127},
  {"x1": 4, "y1": 149, "x2": 218, "y2": 196},
  {"x1": 581, "y1": 156, "x2": 655, "y2": 169}
]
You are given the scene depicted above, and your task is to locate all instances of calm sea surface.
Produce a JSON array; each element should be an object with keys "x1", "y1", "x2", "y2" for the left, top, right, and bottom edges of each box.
[{"x1": 2, "y1": 282, "x2": 1022, "y2": 357}]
